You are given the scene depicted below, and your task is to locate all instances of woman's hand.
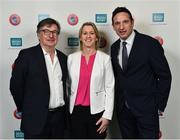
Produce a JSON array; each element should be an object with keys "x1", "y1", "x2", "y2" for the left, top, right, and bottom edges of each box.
[{"x1": 96, "y1": 117, "x2": 110, "y2": 134}]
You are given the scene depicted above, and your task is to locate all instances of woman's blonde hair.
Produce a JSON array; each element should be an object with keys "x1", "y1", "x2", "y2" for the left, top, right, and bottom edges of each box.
[{"x1": 79, "y1": 22, "x2": 100, "y2": 50}]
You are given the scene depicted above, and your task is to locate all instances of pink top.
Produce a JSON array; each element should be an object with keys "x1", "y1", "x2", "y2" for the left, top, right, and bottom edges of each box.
[{"x1": 75, "y1": 53, "x2": 96, "y2": 106}]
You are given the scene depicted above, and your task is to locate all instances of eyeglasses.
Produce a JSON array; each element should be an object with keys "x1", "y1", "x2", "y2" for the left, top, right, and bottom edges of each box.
[{"x1": 39, "y1": 29, "x2": 59, "y2": 36}]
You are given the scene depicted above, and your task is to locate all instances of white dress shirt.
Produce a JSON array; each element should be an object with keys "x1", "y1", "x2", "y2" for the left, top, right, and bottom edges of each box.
[{"x1": 42, "y1": 48, "x2": 65, "y2": 109}]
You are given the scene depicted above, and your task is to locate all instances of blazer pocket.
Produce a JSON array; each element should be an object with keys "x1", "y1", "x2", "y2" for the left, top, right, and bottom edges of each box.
[
  {"x1": 95, "y1": 90, "x2": 105, "y2": 96},
  {"x1": 93, "y1": 90, "x2": 106, "y2": 108}
]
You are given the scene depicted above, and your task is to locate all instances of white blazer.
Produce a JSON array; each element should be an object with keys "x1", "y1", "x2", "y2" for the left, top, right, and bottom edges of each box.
[{"x1": 67, "y1": 50, "x2": 115, "y2": 120}]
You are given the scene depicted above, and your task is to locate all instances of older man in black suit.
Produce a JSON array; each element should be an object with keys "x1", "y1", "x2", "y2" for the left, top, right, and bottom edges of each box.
[
  {"x1": 10, "y1": 18, "x2": 68, "y2": 139},
  {"x1": 111, "y1": 7, "x2": 172, "y2": 139}
]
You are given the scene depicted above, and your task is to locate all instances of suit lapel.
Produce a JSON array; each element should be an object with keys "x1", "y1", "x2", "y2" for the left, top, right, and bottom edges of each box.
[
  {"x1": 56, "y1": 50, "x2": 67, "y2": 81},
  {"x1": 35, "y1": 44, "x2": 49, "y2": 82},
  {"x1": 113, "y1": 39, "x2": 124, "y2": 73},
  {"x1": 126, "y1": 31, "x2": 140, "y2": 69},
  {"x1": 90, "y1": 50, "x2": 99, "y2": 84}
]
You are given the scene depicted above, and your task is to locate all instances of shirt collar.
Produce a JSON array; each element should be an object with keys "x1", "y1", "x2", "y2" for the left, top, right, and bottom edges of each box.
[
  {"x1": 120, "y1": 30, "x2": 135, "y2": 46},
  {"x1": 41, "y1": 47, "x2": 57, "y2": 56}
]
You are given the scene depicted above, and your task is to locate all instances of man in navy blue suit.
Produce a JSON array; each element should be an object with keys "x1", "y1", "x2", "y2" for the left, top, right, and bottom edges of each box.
[
  {"x1": 10, "y1": 18, "x2": 68, "y2": 139},
  {"x1": 111, "y1": 7, "x2": 172, "y2": 139}
]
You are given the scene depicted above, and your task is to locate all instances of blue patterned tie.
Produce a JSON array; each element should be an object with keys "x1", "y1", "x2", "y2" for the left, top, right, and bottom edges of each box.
[{"x1": 122, "y1": 41, "x2": 128, "y2": 71}]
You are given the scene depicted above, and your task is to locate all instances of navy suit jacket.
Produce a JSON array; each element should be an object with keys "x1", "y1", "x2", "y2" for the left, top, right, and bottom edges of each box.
[
  {"x1": 111, "y1": 30, "x2": 171, "y2": 115},
  {"x1": 10, "y1": 44, "x2": 68, "y2": 135}
]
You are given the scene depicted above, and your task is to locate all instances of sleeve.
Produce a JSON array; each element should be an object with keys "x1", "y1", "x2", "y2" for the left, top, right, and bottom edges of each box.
[
  {"x1": 9, "y1": 50, "x2": 28, "y2": 112},
  {"x1": 102, "y1": 56, "x2": 115, "y2": 120},
  {"x1": 149, "y1": 40, "x2": 172, "y2": 112}
]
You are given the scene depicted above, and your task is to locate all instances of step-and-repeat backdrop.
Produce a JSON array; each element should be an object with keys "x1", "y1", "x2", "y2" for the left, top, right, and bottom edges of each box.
[{"x1": 0, "y1": 0, "x2": 180, "y2": 139}]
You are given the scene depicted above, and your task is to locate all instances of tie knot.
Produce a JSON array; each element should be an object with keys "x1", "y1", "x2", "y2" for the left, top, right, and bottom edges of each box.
[{"x1": 122, "y1": 41, "x2": 127, "y2": 47}]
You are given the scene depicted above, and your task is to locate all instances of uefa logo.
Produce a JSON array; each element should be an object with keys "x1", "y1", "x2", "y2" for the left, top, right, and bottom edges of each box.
[
  {"x1": 67, "y1": 14, "x2": 78, "y2": 26},
  {"x1": 13, "y1": 109, "x2": 22, "y2": 119},
  {"x1": 9, "y1": 14, "x2": 21, "y2": 26},
  {"x1": 154, "y1": 36, "x2": 164, "y2": 46},
  {"x1": 158, "y1": 110, "x2": 165, "y2": 119},
  {"x1": 99, "y1": 36, "x2": 107, "y2": 48},
  {"x1": 12, "y1": 63, "x2": 15, "y2": 69},
  {"x1": 159, "y1": 130, "x2": 162, "y2": 139}
]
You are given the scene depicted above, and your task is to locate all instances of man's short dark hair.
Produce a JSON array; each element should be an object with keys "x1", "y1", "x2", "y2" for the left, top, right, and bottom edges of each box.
[
  {"x1": 36, "y1": 18, "x2": 60, "y2": 34},
  {"x1": 112, "y1": 7, "x2": 133, "y2": 24}
]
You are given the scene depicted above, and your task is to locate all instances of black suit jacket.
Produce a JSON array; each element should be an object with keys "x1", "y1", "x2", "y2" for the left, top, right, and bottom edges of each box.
[
  {"x1": 10, "y1": 44, "x2": 68, "y2": 135},
  {"x1": 111, "y1": 30, "x2": 171, "y2": 115}
]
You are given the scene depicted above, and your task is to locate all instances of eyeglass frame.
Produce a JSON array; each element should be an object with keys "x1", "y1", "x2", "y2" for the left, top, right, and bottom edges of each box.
[{"x1": 39, "y1": 29, "x2": 60, "y2": 36}]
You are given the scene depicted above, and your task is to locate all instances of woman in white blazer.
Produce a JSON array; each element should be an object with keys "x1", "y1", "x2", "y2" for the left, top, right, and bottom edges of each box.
[{"x1": 67, "y1": 22, "x2": 115, "y2": 139}]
